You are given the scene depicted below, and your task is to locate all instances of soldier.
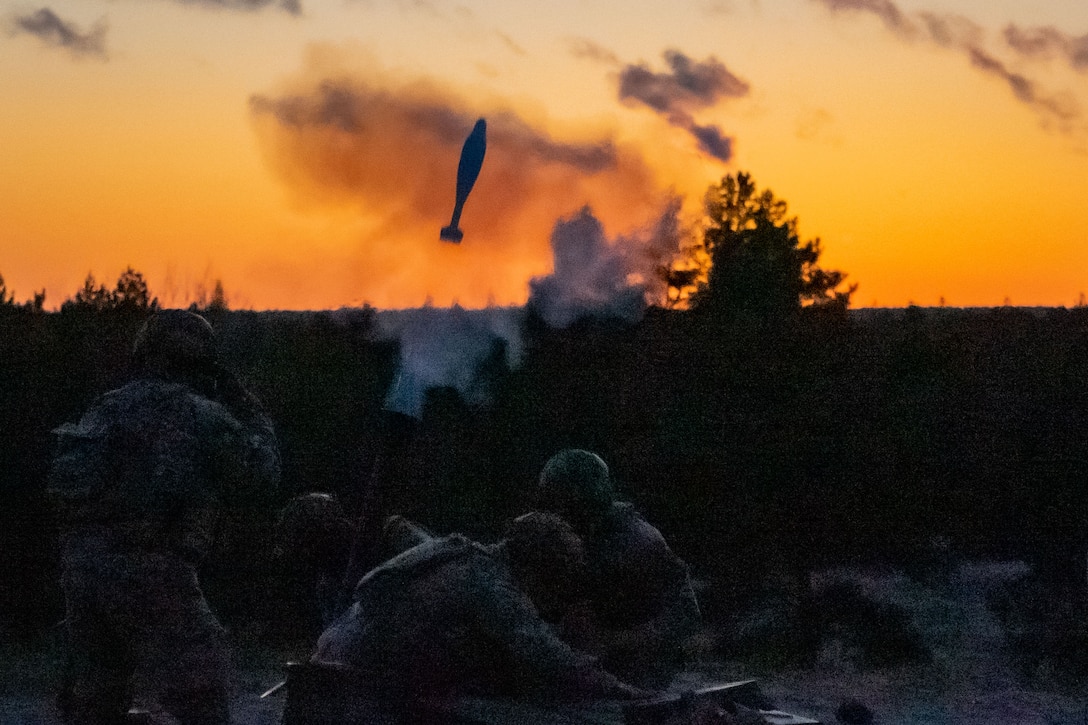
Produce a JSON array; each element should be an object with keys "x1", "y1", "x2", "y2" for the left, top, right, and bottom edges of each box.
[
  {"x1": 311, "y1": 512, "x2": 647, "y2": 715},
  {"x1": 535, "y1": 449, "x2": 701, "y2": 688},
  {"x1": 49, "y1": 309, "x2": 280, "y2": 725},
  {"x1": 274, "y1": 492, "x2": 353, "y2": 628}
]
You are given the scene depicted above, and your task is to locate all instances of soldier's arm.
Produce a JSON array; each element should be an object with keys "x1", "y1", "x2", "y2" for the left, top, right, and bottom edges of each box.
[
  {"x1": 470, "y1": 571, "x2": 649, "y2": 700},
  {"x1": 601, "y1": 562, "x2": 701, "y2": 658},
  {"x1": 213, "y1": 363, "x2": 282, "y2": 494},
  {"x1": 596, "y1": 521, "x2": 702, "y2": 661}
]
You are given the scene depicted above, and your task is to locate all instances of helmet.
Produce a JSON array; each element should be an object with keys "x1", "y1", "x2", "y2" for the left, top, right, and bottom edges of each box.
[
  {"x1": 274, "y1": 492, "x2": 351, "y2": 570},
  {"x1": 537, "y1": 449, "x2": 614, "y2": 524},
  {"x1": 132, "y1": 309, "x2": 216, "y2": 370}
]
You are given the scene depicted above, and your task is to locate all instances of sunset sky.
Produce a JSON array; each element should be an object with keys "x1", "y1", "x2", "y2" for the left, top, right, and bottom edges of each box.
[{"x1": 2, "y1": 0, "x2": 1086, "y2": 310}]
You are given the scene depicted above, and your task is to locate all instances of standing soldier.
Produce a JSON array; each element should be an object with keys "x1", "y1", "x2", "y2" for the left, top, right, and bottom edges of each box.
[
  {"x1": 535, "y1": 449, "x2": 701, "y2": 688},
  {"x1": 48, "y1": 309, "x2": 281, "y2": 725}
]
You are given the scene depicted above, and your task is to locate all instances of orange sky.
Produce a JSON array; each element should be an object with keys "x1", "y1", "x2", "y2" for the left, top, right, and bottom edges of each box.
[{"x1": 2, "y1": 0, "x2": 1086, "y2": 309}]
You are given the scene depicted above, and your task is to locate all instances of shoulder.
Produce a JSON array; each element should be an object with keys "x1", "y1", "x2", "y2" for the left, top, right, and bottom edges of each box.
[{"x1": 605, "y1": 503, "x2": 668, "y2": 549}]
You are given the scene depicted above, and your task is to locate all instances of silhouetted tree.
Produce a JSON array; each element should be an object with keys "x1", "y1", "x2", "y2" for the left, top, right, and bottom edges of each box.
[
  {"x1": 65, "y1": 273, "x2": 114, "y2": 312},
  {"x1": 26, "y1": 289, "x2": 46, "y2": 312},
  {"x1": 0, "y1": 273, "x2": 14, "y2": 307},
  {"x1": 693, "y1": 172, "x2": 855, "y2": 318},
  {"x1": 207, "y1": 279, "x2": 228, "y2": 313},
  {"x1": 63, "y1": 268, "x2": 156, "y2": 313},
  {"x1": 113, "y1": 266, "x2": 156, "y2": 313}
]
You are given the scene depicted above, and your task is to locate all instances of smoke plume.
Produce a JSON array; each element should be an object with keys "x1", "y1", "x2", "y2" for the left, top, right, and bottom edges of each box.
[
  {"x1": 618, "y1": 49, "x2": 749, "y2": 162},
  {"x1": 528, "y1": 201, "x2": 682, "y2": 328},
  {"x1": 376, "y1": 198, "x2": 684, "y2": 417},
  {"x1": 376, "y1": 306, "x2": 524, "y2": 419},
  {"x1": 248, "y1": 47, "x2": 673, "y2": 309},
  {"x1": 10, "y1": 7, "x2": 108, "y2": 59}
]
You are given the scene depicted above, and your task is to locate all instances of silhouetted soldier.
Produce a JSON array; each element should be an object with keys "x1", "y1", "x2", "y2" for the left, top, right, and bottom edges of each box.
[
  {"x1": 275, "y1": 492, "x2": 353, "y2": 629},
  {"x1": 535, "y1": 449, "x2": 701, "y2": 688},
  {"x1": 311, "y1": 512, "x2": 647, "y2": 717},
  {"x1": 49, "y1": 309, "x2": 280, "y2": 725}
]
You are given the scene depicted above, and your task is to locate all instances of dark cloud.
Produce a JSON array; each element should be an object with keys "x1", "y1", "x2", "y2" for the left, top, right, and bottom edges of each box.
[
  {"x1": 968, "y1": 47, "x2": 1079, "y2": 121},
  {"x1": 171, "y1": 0, "x2": 301, "y2": 14},
  {"x1": 496, "y1": 31, "x2": 526, "y2": 56},
  {"x1": 567, "y1": 37, "x2": 620, "y2": 65},
  {"x1": 617, "y1": 50, "x2": 748, "y2": 162},
  {"x1": 10, "y1": 7, "x2": 108, "y2": 59},
  {"x1": 619, "y1": 49, "x2": 749, "y2": 112},
  {"x1": 916, "y1": 11, "x2": 983, "y2": 49},
  {"x1": 815, "y1": 0, "x2": 917, "y2": 38},
  {"x1": 1004, "y1": 24, "x2": 1088, "y2": 72},
  {"x1": 811, "y1": 0, "x2": 1083, "y2": 130},
  {"x1": 689, "y1": 123, "x2": 733, "y2": 161}
]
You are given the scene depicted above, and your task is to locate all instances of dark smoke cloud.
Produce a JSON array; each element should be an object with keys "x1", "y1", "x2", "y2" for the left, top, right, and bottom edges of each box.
[
  {"x1": 10, "y1": 7, "x2": 108, "y2": 59},
  {"x1": 618, "y1": 50, "x2": 748, "y2": 162},
  {"x1": 811, "y1": 0, "x2": 1083, "y2": 129},
  {"x1": 1004, "y1": 25, "x2": 1088, "y2": 72},
  {"x1": 250, "y1": 81, "x2": 616, "y2": 172},
  {"x1": 169, "y1": 0, "x2": 301, "y2": 13},
  {"x1": 247, "y1": 50, "x2": 672, "y2": 309}
]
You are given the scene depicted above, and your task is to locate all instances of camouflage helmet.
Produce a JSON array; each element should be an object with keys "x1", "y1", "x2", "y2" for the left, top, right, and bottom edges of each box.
[
  {"x1": 537, "y1": 449, "x2": 614, "y2": 523},
  {"x1": 132, "y1": 309, "x2": 216, "y2": 369},
  {"x1": 274, "y1": 492, "x2": 351, "y2": 570}
]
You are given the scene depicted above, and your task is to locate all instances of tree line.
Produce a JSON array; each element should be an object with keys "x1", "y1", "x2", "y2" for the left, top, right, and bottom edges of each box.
[{"x1": 5, "y1": 174, "x2": 1084, "y2": 643}]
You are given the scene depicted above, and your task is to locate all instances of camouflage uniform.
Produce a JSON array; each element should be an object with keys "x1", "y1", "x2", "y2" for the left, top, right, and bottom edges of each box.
[
  {"x1": 579, "y1": 502, "x2": 701, "y2": 686},
  {"x1": 275, "y1": 492, "x2": 353, "y2": 628},
  {"x1": 538, "y1": 450, "x2": 701, "y2": 688},
  {"x1": 50, "y1": 327, "x2": 280, "y2": 724},
  {"x1": 312, "y1": 522, "x2": 637, "y2": 710}
]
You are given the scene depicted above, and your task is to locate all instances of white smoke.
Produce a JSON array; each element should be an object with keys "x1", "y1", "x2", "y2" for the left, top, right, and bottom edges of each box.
[
  {"x1": 374, "y1": 199, "x2": 684, "y2": 418},
  {"x1": 376, "y1": 305, "x2": 525, "y2": 419},
  {"x1": 528, "y1": 201, "x2": 682, "y2": 328}
]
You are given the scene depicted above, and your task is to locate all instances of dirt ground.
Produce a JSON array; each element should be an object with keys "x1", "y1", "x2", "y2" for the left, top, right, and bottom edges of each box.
[
  {"x1": 6, "y1": 561, "x2": 1088, "y2": 725},
  {"x1": 5, "y1": 654, "x2": 1087, "y2": 725}
]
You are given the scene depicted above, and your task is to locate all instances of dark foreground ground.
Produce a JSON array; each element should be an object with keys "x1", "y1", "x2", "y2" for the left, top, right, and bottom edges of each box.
[{"x1": 5, "y1": 561, "x2": 1088, "y2": 724}]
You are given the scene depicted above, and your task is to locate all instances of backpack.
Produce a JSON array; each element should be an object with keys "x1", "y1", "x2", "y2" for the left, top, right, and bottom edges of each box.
[{"x1": 47, "y1": 420, "x2": 121, "y2": 503}]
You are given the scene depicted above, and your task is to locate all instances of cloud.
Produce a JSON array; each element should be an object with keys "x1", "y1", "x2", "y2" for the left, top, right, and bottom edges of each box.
[
  {"x1": 810, "y1": 0, "x2": 1083, "y2": 130},
  {"x1": 619, "y1": 49, "x2": 749, "y2": 112},
  {"x1": 1004, "y1": 24, "x2": 1088, "y2": 72},
  {"x1": 967, "y1": 47, "x2": 1079, "y2": 122},
  {"x1": 567, "y1": 37, "x2": 620, "y2": 66},
  {"x1": 247, "y1": 48, "x2": 676, "y2": 309},
  {"x1": 815, "y1": 0, "x2": 917, "y2": 39},
  {"x1": 496, "y1": 31, "x2": 526, "y2": 56},
  {"x1": 617, "y1": 50, "x2": 749, "y2": 161},
  {"x1": 168, "y1": 0, "x2": 301, "y2": 13},
  {"x1": 9, "y1": 7, "x2": 108, "y2": 59}
]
